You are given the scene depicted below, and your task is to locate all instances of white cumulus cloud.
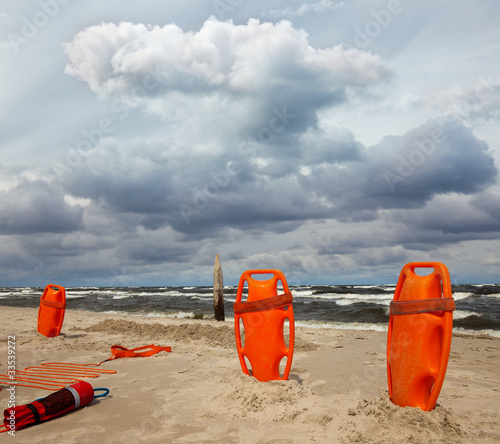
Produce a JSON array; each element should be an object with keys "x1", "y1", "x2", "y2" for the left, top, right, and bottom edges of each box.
[{"x1": 64, "y1": 18, "x2": 389, "y2": 100}]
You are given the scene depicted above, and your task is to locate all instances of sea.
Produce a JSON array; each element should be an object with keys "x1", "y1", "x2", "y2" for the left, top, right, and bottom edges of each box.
[{"x1": 1, "y1": 284, "x2": 499, "y2": 338}]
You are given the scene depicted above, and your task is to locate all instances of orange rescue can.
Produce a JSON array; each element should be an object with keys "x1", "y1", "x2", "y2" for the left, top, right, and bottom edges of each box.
[
  {"x1": 37, "y1": 284, "x2": 66, "y2": 337},
  {"x1": 234, "y1": 270, "x2": 294, "y2": 382},
  {"x1": 387, "y1": 262, "x2": 455, "y2": 411}
]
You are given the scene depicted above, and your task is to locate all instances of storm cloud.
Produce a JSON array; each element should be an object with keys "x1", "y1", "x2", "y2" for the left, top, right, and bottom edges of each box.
[
  {"x1": 1, "y1": 2, "x2": 499, "y2": 285},
  {"x1": 0, "y1": 179, "x2": 83, "y2": 235}
]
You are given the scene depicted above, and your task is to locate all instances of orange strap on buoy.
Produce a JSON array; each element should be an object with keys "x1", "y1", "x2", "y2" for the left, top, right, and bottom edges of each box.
[
  {"x1": 234, "y1": 269, "x2": 295, "y2": 382},
  {"x1": 39, "y1": 299, "x2": 66, "y2": 309},
  {"x1": 387, "y1": 262, "x2": 455, "y2": 411},
  {"x1": 233, "y1": 292, "x2": 293, "y2": 314},
  {"x1": 390, "y1": 297, "x2": 456, "y2": 315},
  {"x1": 106, "y1": 344, "x2": 172, "y2": 361}
]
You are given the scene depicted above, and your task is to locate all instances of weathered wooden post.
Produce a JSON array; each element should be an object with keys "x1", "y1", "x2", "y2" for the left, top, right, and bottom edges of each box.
[{"x1": 213, "y1": 254, "x2": 225, "y2": 321}]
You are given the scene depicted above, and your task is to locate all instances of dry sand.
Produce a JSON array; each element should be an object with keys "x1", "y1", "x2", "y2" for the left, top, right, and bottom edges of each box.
[{"x1": 0, "y1": 306, "x2": 499, "y2": 443}]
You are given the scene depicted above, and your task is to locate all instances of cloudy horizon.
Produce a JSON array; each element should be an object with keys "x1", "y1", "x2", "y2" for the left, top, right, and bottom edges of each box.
[{"x1": 1, "y1": 1, "x2": 499, "y2": 287}]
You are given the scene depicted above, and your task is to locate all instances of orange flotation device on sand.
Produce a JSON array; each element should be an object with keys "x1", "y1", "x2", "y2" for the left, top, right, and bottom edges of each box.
[
  {"x1": 37, "y1": 285, "x2": 66, "y2": 338},
  {"x1": 106, "y1": 344, "x2": 172, "y2": 361},
  {"x1": 1, "y1": 381, "x2": 108, "y2": 433},
  {"x1": 387, "y1": 262, "x2": 455, "y2": 411},
  {"x1": 234, "y1": 269, "x2": 294, "y2": 382}
]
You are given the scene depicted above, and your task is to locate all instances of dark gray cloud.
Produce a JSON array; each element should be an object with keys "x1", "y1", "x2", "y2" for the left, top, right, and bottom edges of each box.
[
  {"x1": 1, "y1": 2, "x2": 500, "y2": 285},
  {"x1": 363, "y1": 116, "x2": 497, "y2": 203},
  {"x1": 471, "y1": 192, "x2": 500, "y2": 220},
  {"x1": 293, "y1": 117, "x2": 498, "y2": 221},
  {"x1": 0, "y1": 179, "x2": 83, "y2": 235},
  {"x1": 52, "y1": 115, "x2": 498, "y2": 245}
]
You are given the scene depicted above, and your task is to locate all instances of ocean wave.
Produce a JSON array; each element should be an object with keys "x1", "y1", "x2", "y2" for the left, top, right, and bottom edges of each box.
[
  {"x1": 453, "y1": 327, "x2": 500, "y2": 338},
  {"x1": 291, "y1": 289, "x2": 316, "y2": 298},
  {"x1": 453, "y1": 310, "x2": 478, "y2": 320},
  {"x1": 305, "y1": 293, "x2": 393, "y2": 301},
  {"x1": 452, "y1": 292, "x2": 475, "y2": 301},
  {"x1": 335, "y1": 299, "x2": 391, "y2": 307},
  {"x1": 1, "y1": 285, "x2": 498, "y2": 336},
  {"x1": 295, "y1": 320, "x2": 388, "y2": 332},
  {"x1": 352, "y1": 285, "x2": 387, "y2": 290}
]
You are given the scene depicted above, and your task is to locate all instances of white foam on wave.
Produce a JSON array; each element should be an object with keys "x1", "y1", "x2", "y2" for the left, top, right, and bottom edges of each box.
[
  {"x1": 453, "y1": 310, "x2": 479, "y2": 320},
  {"x1": 334, "y1": 298, "x2": 391, "y2": 307},
  {"x1": 352, "y1": 285, "x2": 387, "y2": 290},
  {"x1": 164, "y1": 291, "x2": 213, "y2": 299},
  {"x1": 453, "y1": 327, "x2": 500, "y2": 338},
  {"x1": 452, "y1": 292, "x2": 474, "y2": 301},
  {"x1": 295, "y1": 319, "x2": 388, "y2": 332},
  {"x1": 292, "y1": 289, "x2": 316, "y2": 297},
  {"x1": 66, "y1": 294, "x2": 90, "y2": 299},
  {"x1": 470, "y1": 284, "x2": 500, "y2": 288},
  {"x1": 310, "y1": 293, "x2": 392, "y2": 301},
  {"x1": 112, "y1": 295, "x2": 132, "y2": 300},
  {"x1": 100, "y1": 310, "x2": 209, "y2": 320},
  {"x1": 70, "y1": 289, "x2": 114, "y2": 296},
  {"x1": 134, "y1": 291, "x2": 173, "y2": 297}
]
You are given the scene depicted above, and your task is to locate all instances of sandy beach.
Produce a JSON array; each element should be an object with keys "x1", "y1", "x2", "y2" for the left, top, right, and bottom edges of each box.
[{"x1": 1, "y1": 306, "x2": 499, "y2": 443}]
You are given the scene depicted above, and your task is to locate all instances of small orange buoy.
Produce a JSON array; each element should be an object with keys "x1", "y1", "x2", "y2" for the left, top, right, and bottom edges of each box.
[
  {"x1": 37, "y1": 285, "x2": 66, "y2": 338},
  {"x1": 234, "y1": 269, "x2": 294, "y2": 382},
  {"x1": 387, "y1": 262, "x2": 455, "y2": 411}
]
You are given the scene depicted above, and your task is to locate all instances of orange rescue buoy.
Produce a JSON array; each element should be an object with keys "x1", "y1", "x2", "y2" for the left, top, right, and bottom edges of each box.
[
  {"x1": 387, "y1": 262, "x2": 455, "y2": 411},
  {"x1": 234, "y1": 269, "x2": 294, "y2": 382},
  {"x1": 37, "y1": 285, "x2": 66, "y2": 338}
]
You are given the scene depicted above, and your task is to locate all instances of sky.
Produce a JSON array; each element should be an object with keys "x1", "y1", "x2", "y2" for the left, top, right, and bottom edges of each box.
[{"x1": 0, "y1": 0, "x2": 499, "y2": 287}]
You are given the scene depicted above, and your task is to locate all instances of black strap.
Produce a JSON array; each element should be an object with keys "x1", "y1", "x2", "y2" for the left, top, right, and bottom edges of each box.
[{"x1": 27, "y1": 403, "x2": 41, "y2": 425}]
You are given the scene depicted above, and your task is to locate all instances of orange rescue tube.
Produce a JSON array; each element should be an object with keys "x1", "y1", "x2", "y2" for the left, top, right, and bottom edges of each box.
[
  {"x1": 37, "y1": 285, "x2": 66, "y2": 338},
  {"x1": 234, "y1": 270, "x2": 294, "y2": 382},
  {"x1": 387, "y1": 262, "x2": 455, "y2": 411},
  {"x1": 4, "y1": 381, "x2": 95, "y2": 431}
]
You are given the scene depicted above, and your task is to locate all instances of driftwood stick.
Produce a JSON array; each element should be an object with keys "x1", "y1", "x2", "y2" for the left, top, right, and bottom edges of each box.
[{"x1": 213, "y1": 254, "x2": 225, "y2": 321}]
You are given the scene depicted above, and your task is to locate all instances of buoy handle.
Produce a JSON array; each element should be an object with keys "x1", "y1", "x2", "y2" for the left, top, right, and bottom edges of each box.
[{"x1": 236, "y1": 269, "x2": 289, "y2": 303}]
